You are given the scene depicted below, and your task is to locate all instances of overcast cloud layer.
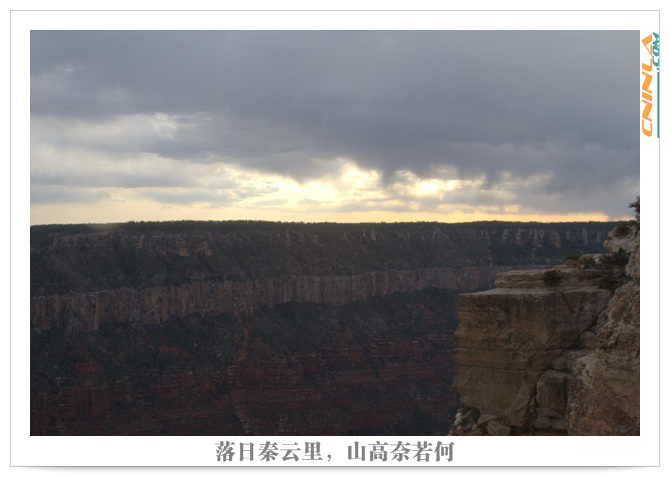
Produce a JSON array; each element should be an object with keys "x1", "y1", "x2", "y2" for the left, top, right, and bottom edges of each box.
[{"x1": 30, "y1": 30, "x2": 640, "y2": 223}]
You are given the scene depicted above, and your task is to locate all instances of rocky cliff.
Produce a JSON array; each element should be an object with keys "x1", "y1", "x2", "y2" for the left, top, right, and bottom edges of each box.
[
  {"x1": 30, "y1": 221, "x2": 616, "y2": 332},
  {"x1": 450, "y1": 224, "x2": 640, "y2": 436},
  {"x1": 30, "y1": 221, "x2": 619, "y2": 436},
  {"x1": 31, "y1": 267, "x2": 524, "y2": 334}
]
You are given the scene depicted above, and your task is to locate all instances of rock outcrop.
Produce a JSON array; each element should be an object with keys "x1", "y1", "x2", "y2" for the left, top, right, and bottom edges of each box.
[
  {"x1": 450, "y1": 225, "x2": 640, "y2": 436},
  {"x1": 566, "y1": 229, "x2": 640, "y2": 435}
]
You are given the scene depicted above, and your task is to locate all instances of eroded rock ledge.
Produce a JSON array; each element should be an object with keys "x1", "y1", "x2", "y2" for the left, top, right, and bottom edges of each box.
[{"x1": 450, "y1": 227, "x2": 640, "y2": 436}]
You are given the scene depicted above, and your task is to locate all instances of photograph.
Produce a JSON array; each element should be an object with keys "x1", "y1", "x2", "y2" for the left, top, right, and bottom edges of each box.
[{"x1": 10, "y1": 4, "x2": 662, "y2": 470}]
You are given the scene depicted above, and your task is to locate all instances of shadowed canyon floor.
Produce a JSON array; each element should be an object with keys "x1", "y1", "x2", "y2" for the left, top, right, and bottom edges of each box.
[{"x1": 31, "y1": 289, "x2": 461, "y2": 435}]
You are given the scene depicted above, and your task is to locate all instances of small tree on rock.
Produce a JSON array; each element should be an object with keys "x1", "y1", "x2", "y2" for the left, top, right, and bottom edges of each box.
[{"x1": 629, "y1": 196, "x2": 640, "y2": 228}]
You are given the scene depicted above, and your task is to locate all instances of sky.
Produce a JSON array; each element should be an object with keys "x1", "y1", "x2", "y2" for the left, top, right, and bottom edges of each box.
[{"x1": 29, "y1": 30, "x2": 640, "y2": 225}]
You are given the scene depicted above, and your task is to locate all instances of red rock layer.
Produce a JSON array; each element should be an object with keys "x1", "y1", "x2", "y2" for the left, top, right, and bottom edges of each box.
[{"x1": 31, "y1": 290, "x2": 460, "y2": 436}]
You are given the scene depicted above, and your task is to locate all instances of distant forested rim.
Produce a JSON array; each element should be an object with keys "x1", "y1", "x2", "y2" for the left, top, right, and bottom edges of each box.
[
  {"x1": 30, "y1": 220, "x2": 624, "y2": 244},
  {"x1": 31, "y1": 219, "x2": 623, "y2": 232}
]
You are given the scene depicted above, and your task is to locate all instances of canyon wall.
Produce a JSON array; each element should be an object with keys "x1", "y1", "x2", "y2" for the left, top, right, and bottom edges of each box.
[
  {"x1": 450, "y1": 225, "x2": 640, "y2": 436},
  {"x1": 30, "y1": 221, "x2": 619, "y2": 436},
  {"x1": 31, "y1": 289, "x2": 462, "y2": 435},
  {"x1": 31, "y1": 266, "x2": 517, "y2": 333},
  {"x1": 31, "y1": 221, "x2": 616, "y2": 333}
]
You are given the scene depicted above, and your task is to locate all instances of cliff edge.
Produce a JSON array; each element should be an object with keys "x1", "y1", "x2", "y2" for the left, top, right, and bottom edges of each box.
[{"x1": 450, "y1": 224, "x2": 640, "y2": 436}]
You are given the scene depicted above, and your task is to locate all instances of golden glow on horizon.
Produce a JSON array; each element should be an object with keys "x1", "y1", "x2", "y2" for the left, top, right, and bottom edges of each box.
[{"x1": 30, "y1": 192, "x2": 615, "y2": 226}]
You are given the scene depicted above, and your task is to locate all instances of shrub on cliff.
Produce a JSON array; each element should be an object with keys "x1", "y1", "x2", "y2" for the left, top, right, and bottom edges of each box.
[
  {"x1": 543, "y1": 269, "x2": 562, "y2": 287},
  {"x1": 602, "y1": 248, "x2": 631, "y2": 268},
  {"x1": 598, "y1": 273, "x2": 623, "y2": 291},
  {"x1": 580, "y1": 256, "x2": 597, "y2": 269},
  {"x1": 612, "y1": 224, "x2": 631, "y2": 238}
]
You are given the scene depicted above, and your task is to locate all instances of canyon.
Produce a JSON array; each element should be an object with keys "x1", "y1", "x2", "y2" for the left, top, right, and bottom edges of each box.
[{"x1": 30, "y1": 221, "x2": 620, "y2": 435}]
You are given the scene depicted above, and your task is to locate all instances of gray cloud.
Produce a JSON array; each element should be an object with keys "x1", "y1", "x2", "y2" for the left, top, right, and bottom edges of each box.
[
  {"x1": 31, "y1": 185, "x2": 110, "y2": 205},
  {"x1": 30, "y1": 30, "x2": 639, "y2": 218}
]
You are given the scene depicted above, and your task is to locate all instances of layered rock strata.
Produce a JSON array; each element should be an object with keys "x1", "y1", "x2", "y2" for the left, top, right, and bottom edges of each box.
[
  {"x1": 450, "y1": 227, "x2": 640, "y2": 436},
  {"x1": 29, "y1": 221, "x2": 621, "y2": 436},
  {"x1": 31, "y1": 222, "x2": 617, "y2": 297},
  {"x1": 31, "y1": 266, "x2": 515, "y2": 334},
  {"x1": 30, "y1": 222, "x2": 618, "y2": 334},
  {"x1": 31, "y1": 289, "x2": 461, "y2": 436}
]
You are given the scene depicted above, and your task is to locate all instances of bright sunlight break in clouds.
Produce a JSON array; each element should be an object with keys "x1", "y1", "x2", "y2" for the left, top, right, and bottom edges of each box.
[{"x1": 30, "y1": 30, "x2": 640, "y2": 225}]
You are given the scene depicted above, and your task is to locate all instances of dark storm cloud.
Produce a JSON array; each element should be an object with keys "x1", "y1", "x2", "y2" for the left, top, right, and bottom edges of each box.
[
  {"x1": 31, "y1": 30, "x2": 639, "y2": 216},
  {"x1": 30, "y1": 166, "x2": 201, "y2": 189}
]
